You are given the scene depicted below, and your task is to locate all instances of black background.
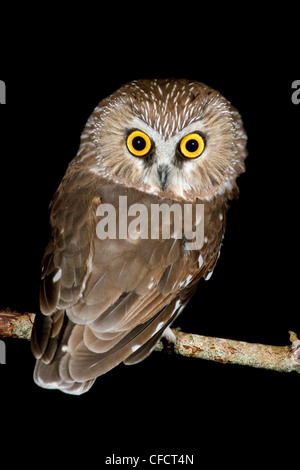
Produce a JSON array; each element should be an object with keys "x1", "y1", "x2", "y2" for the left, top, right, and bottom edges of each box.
[{"x1": 0, "y1": 8, "x2": 299, "y2": 467}]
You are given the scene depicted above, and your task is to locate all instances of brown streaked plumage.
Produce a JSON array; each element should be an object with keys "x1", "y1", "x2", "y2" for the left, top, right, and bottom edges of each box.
[{"x1": 31, "y1": 78, "x2": 247, "y2": 394}]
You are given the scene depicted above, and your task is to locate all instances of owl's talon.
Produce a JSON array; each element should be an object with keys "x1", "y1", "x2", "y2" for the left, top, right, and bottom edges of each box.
[
  {"x1": 291, "y1": 341, "x2": 300, "y2": 364},
  {"x1": 288, "y1": 331, "x2": 300, "y2": 364},
  {"x1": 162, "y1": 326, "x2": 177, "y2": 344}
]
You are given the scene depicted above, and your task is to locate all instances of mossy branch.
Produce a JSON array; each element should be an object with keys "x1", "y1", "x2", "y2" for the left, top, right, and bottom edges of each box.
[
  {"x1": 0, "y1": 308, "x2": 299, "y2": 374},
  {"x1": 158, "y1": 329, "x2": 300, "y2": 373},
  {"x1": 0, "y1": 308, "x2": 35, "y2": 341}
]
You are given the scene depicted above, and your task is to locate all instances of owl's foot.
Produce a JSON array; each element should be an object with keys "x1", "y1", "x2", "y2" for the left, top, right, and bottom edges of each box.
[
  {"x1": 290, "y1": 332, "x2": 300, "y2": 364},
  {"x1": 162, "y1": 326, "x2": 177, "y2": 344},
  {"x1": 154, "y1": 327, "x2": 178, "y2": 354}
]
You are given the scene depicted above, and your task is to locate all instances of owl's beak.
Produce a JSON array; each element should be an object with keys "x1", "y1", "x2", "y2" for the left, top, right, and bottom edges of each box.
[{"x1": 157, "y1": 165, "x2": 169, "y2": 191}]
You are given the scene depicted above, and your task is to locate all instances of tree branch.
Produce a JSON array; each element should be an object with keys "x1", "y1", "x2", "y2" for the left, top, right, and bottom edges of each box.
[
  {"x1": 0, "y1": 308, "x2": 35, "y2": 341},
  {"x1": 158, "y1": 329, "x2": 300, "y2": 374},
  {"x1": 1, "y1": 308, "x2": 299, "y2": 374}
]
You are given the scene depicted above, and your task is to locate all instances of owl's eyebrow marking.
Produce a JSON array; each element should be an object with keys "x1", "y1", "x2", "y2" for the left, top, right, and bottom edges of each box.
[{"x1": 124, "y1": 128, "x2": 145, "y2": 138}]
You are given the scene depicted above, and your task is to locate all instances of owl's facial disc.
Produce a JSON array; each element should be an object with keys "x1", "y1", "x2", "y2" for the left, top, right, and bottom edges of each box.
[{"x1": 124, "y1": 119, "x2": 208, "y2": 195}]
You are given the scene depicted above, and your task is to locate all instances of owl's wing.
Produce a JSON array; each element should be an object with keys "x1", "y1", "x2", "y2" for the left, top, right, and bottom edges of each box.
[
  {"x1": 32, "y1": 168, "x2": 224, "y2": 394},
  {"x1": 31, "y1": 166, "x2": 100, "y2": 360}
]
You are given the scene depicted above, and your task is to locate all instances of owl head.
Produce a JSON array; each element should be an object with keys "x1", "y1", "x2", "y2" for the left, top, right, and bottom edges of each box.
[{"x1": 77, "y1": 78, "x2": 247, "y2": 202}]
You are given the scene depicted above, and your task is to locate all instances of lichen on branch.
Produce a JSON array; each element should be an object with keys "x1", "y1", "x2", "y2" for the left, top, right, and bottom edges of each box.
[{"x1": 0, "y1": 308, "x2": 35, "y2": 341}]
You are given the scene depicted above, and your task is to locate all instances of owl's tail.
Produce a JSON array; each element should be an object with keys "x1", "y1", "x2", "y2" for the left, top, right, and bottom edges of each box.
[
  {"x1": 31, "y1": 310, "x2": 95, "y2": 395},
  {"x1": 33, "y1": 359, "x2": 95, "y2": 395}
]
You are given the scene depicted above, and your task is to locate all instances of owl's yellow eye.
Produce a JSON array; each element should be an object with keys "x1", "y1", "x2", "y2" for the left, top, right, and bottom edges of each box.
[
  {"x1": 179, "y1": 133, "x2": 205, "y2": 159},
  {"x1": 127, "y1": 130, "x2": 152, "y2": 157}
]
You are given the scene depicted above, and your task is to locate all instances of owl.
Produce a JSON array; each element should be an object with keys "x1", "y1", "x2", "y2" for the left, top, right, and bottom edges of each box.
[{"x1": 31, "y1": 78, "x2": 247, "y2": 394}]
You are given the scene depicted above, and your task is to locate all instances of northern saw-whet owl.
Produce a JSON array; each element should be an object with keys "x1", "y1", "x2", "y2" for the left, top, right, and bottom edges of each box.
[{"x1": 32, "y1": 78, "x2": 247, "y2": 394}]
